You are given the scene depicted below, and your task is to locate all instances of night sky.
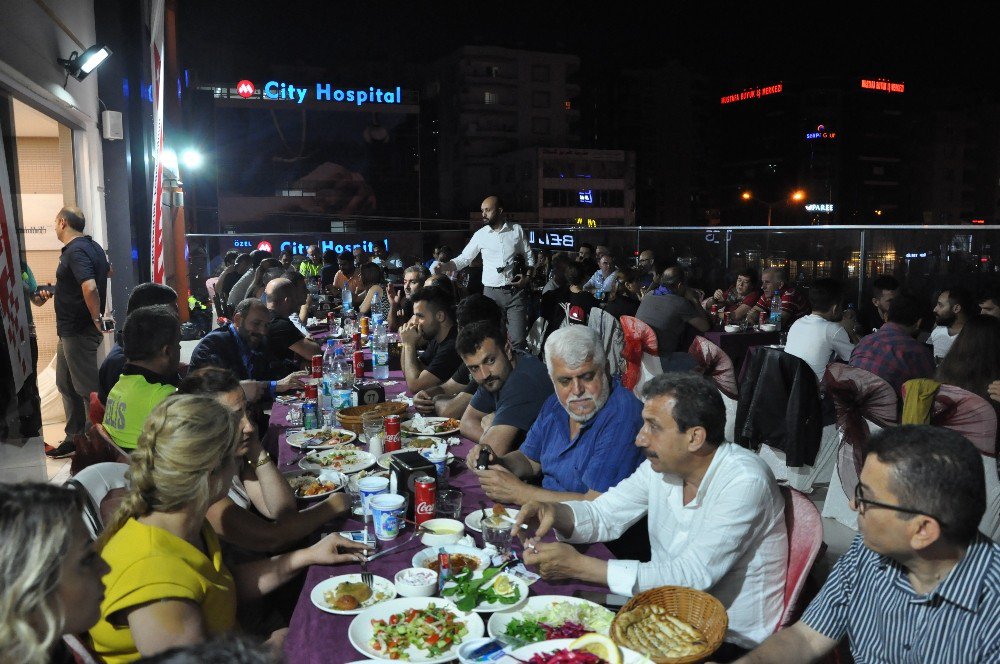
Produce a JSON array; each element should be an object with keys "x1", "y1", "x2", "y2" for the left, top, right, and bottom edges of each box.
[{"x1": 178, "y1": 2, "x2": 999, "y2": 92}]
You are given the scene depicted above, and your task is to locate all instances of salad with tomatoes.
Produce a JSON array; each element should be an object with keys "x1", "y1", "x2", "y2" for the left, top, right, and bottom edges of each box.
[{"x1": 369, "y1": 603, "x2": 469, "y2": 660}]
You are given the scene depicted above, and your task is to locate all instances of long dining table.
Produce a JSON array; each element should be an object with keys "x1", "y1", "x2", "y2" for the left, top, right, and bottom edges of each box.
[{"x1": 266, "y1": 343, "x2": 617, "y2": 664}]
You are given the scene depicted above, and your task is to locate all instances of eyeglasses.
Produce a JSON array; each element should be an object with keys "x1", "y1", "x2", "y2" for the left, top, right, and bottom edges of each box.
[{"x1": 853, "y1": 483, "x2": 943, "y2": 525}]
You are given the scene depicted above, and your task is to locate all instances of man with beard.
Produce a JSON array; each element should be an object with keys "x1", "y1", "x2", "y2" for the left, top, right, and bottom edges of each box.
[
  {"x1": 456, "y1": 321, "x2": 553, "y2": 455},
  {"x1": 466, "y1": 325, "x2": 644, "y2": 504},
  {"x1": 431, "y1": 195, "x2": 535, "y2": 349},
  {"x1": 928, "y1": 286, "x2": 975, "y2": 361},
  {"x1": 388, "y1": 264, "x2": 428, "y2": 332},
  {"x1": 399, "y1": 285, "x2": 462, "y2": 392},
  {"x1": 264, "y1": 278, "x2": 323, "y2": 375},
  {"x1": 516, "y1": 373, "x2": 787, "y2": 654},
  {"x1": 188, "y1": 298, "x2": 304, "y2": 399}
]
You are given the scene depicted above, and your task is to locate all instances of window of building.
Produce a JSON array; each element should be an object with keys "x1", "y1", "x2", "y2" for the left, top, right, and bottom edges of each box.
[
  {"x1": 532, "y1": 91, "x2": 550, "y2": 108},
  {"x1": 532, "y1": 117, "x2": 550, "y2": 134},
  {"x1": 484, "y1": 91, "x2": 497, "y2": 105},
  {"x1": 532, "y1": 65, "x2": 550, "y2": 82}
]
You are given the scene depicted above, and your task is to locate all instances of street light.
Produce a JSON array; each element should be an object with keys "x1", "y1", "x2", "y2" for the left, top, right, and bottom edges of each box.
[{"x1": 741, "y1": 189, "x2": 806, "y2": 226}]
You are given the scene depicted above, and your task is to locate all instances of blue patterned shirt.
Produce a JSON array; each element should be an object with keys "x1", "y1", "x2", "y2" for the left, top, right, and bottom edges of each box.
[
  {"x1": 802, "y1": 534, "x2": 1000, "y2": 663},
  {"x1": 519, "y1": 379, "x2": 644, "y2": 494}
]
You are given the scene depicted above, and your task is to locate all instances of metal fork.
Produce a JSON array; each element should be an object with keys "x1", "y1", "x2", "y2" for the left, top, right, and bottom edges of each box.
[{"x1": 360, "y1": 558, "x2": 373, "y2": 590}]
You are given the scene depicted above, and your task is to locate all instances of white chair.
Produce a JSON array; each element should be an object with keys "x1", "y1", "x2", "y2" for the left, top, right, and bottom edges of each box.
[{"x1": 67, "y1": 462, "x2": 129, "y2": 540}]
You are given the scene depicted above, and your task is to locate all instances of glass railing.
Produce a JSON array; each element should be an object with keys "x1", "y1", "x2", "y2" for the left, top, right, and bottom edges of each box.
[{"x1": 186, "y1": 223, "x2": 1000, "y2": 309}]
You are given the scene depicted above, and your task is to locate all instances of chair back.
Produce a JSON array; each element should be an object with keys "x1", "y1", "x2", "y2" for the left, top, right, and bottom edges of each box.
[
  {"x1": 688, "y1": 336, "x2": 738, "y2": 400},
  {"x1": 66, "y1": 462, "x2": 129, "y2": 540},
  {"x1": 823, "y1": 364, "x2": 898, "y2": 501},
  {"x1": 620, "y1": 315, "x2": 659, "y2": 390},
  {"x1": 88, "y1": 390, "x2": 106, "y2": 426},
  {"x1": 778, "y1": 485, "x2": 824, "y2": 629},
  {"x1": 588, "y1": 308, "x2": 626, "y2": 378},
  {"x1": 527, "y1": 316, "x2": 548, "y2": 358},
  {"x1": 932, "y1": 384, "x2": 998, "y2": 456},
  {"x1": 70, "y1": 423, "x2": 130, "y2": 477}
]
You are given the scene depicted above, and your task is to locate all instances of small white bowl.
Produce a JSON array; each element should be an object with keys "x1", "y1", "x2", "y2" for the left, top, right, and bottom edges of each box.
[
  {"x1": 724, "y1": 325, "x2": 740, "y2": 333},
  {"x1": 419, "y1": 518, "x2": 465, "y2": 547},
  {"x1": 394, "y1": 567, "x2": 438, "y2": 597},
  {"x1": 761, "y1": 323, "x2": 778, "y2": 332}
]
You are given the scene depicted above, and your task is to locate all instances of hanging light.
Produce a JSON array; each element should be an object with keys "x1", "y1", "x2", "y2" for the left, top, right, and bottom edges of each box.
[{"x1": 58, "y1": 44, "x2": 112, "y2": 81}]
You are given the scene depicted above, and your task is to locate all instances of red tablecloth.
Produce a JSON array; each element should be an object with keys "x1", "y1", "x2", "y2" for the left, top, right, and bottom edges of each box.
[{"x1": 271, "y1": 360, "x2": 615, "y2": 664}]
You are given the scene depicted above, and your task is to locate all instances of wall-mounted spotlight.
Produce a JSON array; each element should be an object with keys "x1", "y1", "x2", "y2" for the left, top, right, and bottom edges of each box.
[{"x1": 58, "y1": 44, "x2": 112, "y2": 81}]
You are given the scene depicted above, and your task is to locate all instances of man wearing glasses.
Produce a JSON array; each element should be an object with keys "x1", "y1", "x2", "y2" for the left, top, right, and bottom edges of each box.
[{"x1": 730, "y1": 425, "x2": 1000, "y2": 664}]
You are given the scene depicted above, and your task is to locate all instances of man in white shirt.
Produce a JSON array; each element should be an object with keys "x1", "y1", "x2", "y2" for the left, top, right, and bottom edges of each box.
[
  {"x1": 432, "y1": 195, "x2": 534, "y2": 349},
  {"x1": 516, "y1": 372, "x2": 787, "y2": 650},
  {"x1": 783, "y1": 278, "x2": 857, "y2": 381},
  {"x1": 584, "y1": 253, "x2": 617, "y2": 296},
  {"x1": 928, "y1": 286, "x2": 974, "y2": 361}
]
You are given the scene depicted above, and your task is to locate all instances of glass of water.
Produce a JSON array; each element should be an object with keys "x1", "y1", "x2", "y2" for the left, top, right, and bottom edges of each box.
[
  {"x1": 286, "y1": 403, "x2": 303, "y2": 427},
  {"x1": 482, "y1": 517, "x2": 513, "y2": 555},
  {"x1": 362, "y1": 412, "x2": 385, "y2": 455}
]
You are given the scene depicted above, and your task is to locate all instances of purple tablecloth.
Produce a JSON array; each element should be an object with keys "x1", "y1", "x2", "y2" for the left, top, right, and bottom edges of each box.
[
  {"x1": 702, "y1": 329, "x2": 780, "y2": 377},
  {"x1": 272, "y1": 361, "x2": 615, "y2": 664}
]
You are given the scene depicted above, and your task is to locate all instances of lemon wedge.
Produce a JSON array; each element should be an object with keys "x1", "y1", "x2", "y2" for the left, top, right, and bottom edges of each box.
[
  {"x1": 570, "y1": 633, "x2": 622, "y2": 664},
  {"x1": 492, "y1": 574, "x2": 515, "y2": 597}
]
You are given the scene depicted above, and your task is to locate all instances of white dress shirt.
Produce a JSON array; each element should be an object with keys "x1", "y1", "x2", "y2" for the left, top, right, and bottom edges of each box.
[
  {"x1": 561, "y1": 443, "x2": 788, "y2": 648},
  {"x1": 586, "y1": 269, "x2": 617, "y2": 293},
  {"x1": 928, "y1": 325, "x2": 957, "y2": 360},
  {"x1": 784, "y1": 313, "x2": 855, "y2": 380},
  {"x1": 451, "y1": 221, "x2": 534, "y2": 288}
]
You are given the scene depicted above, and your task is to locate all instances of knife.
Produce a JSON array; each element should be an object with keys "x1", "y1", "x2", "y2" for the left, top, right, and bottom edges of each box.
[{"x1": 364, "y1": 534, "x2": 421, "y2": 562}]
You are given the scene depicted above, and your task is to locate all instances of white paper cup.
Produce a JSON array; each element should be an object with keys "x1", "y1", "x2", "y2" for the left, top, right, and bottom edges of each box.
[
  {"x1": 358, "y1": 476, "x2": 389, "y2": 514},
  {"x1": 370, "y1": 493, "x2": 406, "y2": 540}
]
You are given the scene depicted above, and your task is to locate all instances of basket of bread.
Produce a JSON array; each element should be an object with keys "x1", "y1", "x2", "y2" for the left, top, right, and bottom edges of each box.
[
  {"x1": 610, "y1": 586, "x2": 727, "y2": 663},
  {"x1": 335, "y1": 401, "x2": 409, "y2": 433}
]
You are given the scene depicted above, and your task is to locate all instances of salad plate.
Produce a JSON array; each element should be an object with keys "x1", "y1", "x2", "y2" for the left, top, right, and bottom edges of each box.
[
  {"x1": 348, "y1": 597, "x2": 485, "y2": 663},
  {"x1": 487, "y1": 595, "x2": 614, "y2": 644},
  {"x1": 286, "y1": 427, "x2": 358, "y2": 450},
  {"x1": 401, "y1": 416, "x2": 461, "y2": 436},
  {"x1": 299, "y1": 448, "x2": 376, "y2": 473},
  {"x1": 498, "y1": 638, "x2": 651, "y2": 664}
]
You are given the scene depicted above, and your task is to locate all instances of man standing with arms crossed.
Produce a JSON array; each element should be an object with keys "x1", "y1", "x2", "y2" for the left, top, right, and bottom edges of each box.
[
  {"x1": 432, "y1": 195, "x2": 534, "y2": 349},
  {"x1": 46, "y1": 206, "x2": 111, "y2": 459}
]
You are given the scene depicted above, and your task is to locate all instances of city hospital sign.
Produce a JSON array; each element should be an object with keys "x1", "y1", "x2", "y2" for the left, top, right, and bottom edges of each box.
[{"x1": 235, "y1": 79, "x2": 402, "y2": 106}]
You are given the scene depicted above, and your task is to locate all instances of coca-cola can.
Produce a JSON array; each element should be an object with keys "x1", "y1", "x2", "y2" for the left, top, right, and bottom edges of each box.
[
  {"x1": 384, "y1": 415, "x2": 402, "y2": 452},
  {"x1": 353, "y1": 332, "x2": 362, "y2": 351},
  {"x1": 311, "y1": 354, "x2": 323, "y2": 378},
  {"x1": 304, "y1": 383, "x2": 318, "y2": 400},
  {"x1": 414, "y1": 475, "x2": 437, "y2": 526},
  {"x1": 353, "y1": 349, "x2": 365, "y2": 380}
]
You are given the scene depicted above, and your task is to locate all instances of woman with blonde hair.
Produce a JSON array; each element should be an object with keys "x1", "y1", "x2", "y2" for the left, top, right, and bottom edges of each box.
[
  {"x1": 0, "y1": 482, "x2": 109, "y2": 664},
  {"x1": 90, "y1": 394, "x2": 368, "y2": 662}
]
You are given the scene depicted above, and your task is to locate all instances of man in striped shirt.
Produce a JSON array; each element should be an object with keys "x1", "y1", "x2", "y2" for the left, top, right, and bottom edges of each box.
[{"x1": 731, "y1": 425, "x2": 1000, "y2": 663}]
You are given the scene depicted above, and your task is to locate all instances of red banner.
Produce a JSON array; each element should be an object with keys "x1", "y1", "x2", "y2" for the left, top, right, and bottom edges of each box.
[
  {"x1": 150, "y1": 0, "x2": 165, "y2": 283},
  {"x1": 0, "y1": 130, "x2": 32, "y2": 392}
]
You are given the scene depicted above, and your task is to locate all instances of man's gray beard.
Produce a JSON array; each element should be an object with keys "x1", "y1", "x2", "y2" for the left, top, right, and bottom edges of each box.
[{"x1": 563, "y1": 377, "x2": 611, "y2": 423}]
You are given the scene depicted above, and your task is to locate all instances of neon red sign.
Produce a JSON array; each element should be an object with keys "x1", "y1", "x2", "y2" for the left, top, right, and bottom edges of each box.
[
  {"x1": 860, "y1": 78, "x2": 904, "y2": 93},
  {"x1": 256, "y1": 240, "x2": 273, "y2": 252},
  {"x1": 236, "y1": 80, "x2": 255, "y2": 98},
  {"x1": 720, "y1": 83, "x2": 783, "y2": 105}
]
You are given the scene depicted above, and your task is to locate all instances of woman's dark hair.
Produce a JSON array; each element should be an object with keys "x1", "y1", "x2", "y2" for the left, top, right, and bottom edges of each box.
[
  {"x1": 359, "y1": 262, "x2": 384, "y2": 288},
  {"x1": 936, "y1": 313, "x2": 1000, "y2": 399},
  {"x1": 868, "y1": 425, "x2": 985, "y2": 546},
  {"x1": 177, "y1": 366, "x2": 242, "y2": 396},
  {"x1": 565, "y1": 262, "x2": 588, "y2": 287},
  {"x1": 736, "y1": 268, "x2": 759, "y2": 286}
]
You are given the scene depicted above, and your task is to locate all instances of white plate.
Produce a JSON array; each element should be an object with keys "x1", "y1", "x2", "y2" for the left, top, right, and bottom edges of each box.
[
  {"x1": 283, "y1": 469, "x2": 345, "y2": 500},
  {"x1": 378, "y1": 449, "x2": 456, "y2": 470},
  {"x1": 310, "y1": 573, "x2": 397, "y2": 615},
  {"x1": 401, "y1": 417, "x2": 461, "y2": 436},
  {"x1": 348, "y1": 597, "x2": 485, "y2": 663},
  {"x1": 299, "y1": 448, "x2": 377, "y2": 473},
  {"x1": 287, "y1": 427, "x2": 358, "y2": 450},
  {"x1": 465, "y1": 507, "x2": 520, "y2": 533},
  {"x1": 411, "y1": 545, "x2": 491, "y2": 575},
  {"x1": 443, "y1": 573, "x2": 529, "y2": 613},
  {"x1": 499, "y1": 638, "x2": 652, "y2": 664},
  {"x1": 487, "y1": 595, "x2": 615, "y2": 641}
]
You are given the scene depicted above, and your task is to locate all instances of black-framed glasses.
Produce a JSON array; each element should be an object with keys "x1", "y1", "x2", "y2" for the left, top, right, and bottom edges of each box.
[{"x1": 853, "y1": 483, "x2": 943, "y2": 525}]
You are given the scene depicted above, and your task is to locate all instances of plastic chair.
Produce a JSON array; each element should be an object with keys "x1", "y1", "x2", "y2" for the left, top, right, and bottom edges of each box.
[
  {"x1": 822, "y1": 364, "x2": 898, "y2": 530},
  {"x1": 620, "y1": 315, "x2": 660, "y2": 392},
  {"x1": 70, "y1": 423, "x2": 130, "y2": 477},
  {"x1": 66, "y1": 462, "x2": 129, "y2": 540},
  {"x1": 930, "y1": 384, "x2": 999, "y2": 539},
  {"x1": 778, "y1": 486, "x2": 825, "y2": 629}
]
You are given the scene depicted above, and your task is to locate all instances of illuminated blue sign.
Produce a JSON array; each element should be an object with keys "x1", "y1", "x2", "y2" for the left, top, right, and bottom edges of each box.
[
  {"x1": 261, "y1": 81, "x2": 402, "y2": 106},
  {"x1": 528, "y1": 231, "x2": 575, "y2": 249},
  {"x1": 579, "y1": 189, "x2": 593, "y2": 205}
]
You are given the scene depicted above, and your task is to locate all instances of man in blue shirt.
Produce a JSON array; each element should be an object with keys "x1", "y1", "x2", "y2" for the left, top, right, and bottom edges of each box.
[
  {"x1": 466, "y1": 325, "x2": 644, "y2": 504},
  {"x1": 457, "y1": 321, "x2": 554, "y2": 456},
  {"x1": 731, "y1": 425, "x2": 1000, "y2": 664}
]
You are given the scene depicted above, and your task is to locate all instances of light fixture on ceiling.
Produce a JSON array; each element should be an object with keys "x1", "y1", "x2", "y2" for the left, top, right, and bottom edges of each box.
[{"x1": 58, "y1": 44, "x2": 112, "y2": 81}]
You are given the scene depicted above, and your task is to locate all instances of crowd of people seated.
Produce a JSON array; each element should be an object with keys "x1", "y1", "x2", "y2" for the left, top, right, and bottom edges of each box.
[{"x1": 10, "y1": 198, "x2": 1000, "y2": 662}]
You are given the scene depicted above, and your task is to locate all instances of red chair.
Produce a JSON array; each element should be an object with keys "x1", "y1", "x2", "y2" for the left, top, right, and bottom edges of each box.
[
  {"x1": 620, "y1": 316, "x2": 659, "y2": 391},
  {"x1": 88, "y1": 391, "x2": 105, "y2": 426},
  {"x1": 70, "y1": 423, "x2": 130, "y2": 477},
  {"x1": 778, "y1": 486, "x2": 825, "y2": 629},
  {"x1": 688, "y1": 336, "x2": 738, "y2": 400}
]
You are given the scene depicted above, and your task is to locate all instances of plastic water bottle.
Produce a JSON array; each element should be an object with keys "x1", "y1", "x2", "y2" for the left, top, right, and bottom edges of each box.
[
  {"x1": 769, "y1": 292, "x2": 783, "y2": 329},
  {"x1": 372, "y1": 289, "x2": 381, "y2": 317},
  {"x1": 321, "y1": 339, "x2": 338, "y2": 424},
  {"x1": 342, "y1": 284, "x2": 353, "y2": 314},
  {"x1": 333, "y1": 346, "x2": 354, "y2": 389},
  {"x1": 372, "y1": 319, "x2": 390, "y2": 380}
]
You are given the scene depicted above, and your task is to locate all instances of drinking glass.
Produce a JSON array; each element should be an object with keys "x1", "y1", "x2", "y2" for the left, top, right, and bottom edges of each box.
[
  {"x1": 346, "y1": 475, "x2": 364, "y2": 516},
  {"x1": 362, "y1": 412, "x2": 385, "y2": 455},
  {"x1": 482, "y1": 518, "x2": 513, "y2": 555},
  {"x1": 286, "y1": 403, "x2": 303, "y2": 426},
  {"x1": 435, "y1": 489, "x2": 463, "y2": 520}
]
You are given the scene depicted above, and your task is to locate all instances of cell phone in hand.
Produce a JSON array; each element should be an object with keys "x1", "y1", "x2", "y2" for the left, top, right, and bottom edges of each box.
[{"x1": 572, "y1": 589, "x2": 629, "y2": 608}]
